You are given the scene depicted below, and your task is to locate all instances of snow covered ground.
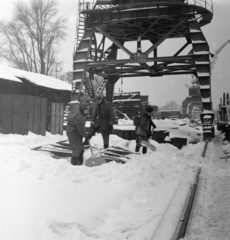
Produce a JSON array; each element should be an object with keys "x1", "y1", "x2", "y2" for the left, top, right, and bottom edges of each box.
[
  {"x1": 185, "y1": 135, "x2": 230, "y2": 240},
  {"x1": 0, "y1": 118, "x2": 229, "y2": 240}
]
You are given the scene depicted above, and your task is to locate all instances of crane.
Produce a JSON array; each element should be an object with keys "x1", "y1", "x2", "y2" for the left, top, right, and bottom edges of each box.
[{"x1": 210, "y1": 39, "x2": 230, "y2": 73}]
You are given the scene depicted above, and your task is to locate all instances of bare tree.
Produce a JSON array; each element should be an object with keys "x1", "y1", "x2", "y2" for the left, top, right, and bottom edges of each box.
[
  {"x1": 160, "y1": 101, "x2": 181, "y2": 110},
  {"x1": 0, "y1": 0, "x2": 67, "y2": 75},
  {"x1": 59, "y1": 71, "x2": 72, "y2": 84}
]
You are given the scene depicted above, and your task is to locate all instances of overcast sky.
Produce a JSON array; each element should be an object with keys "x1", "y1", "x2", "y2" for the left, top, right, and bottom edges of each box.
[{"x1": 0, "y1": 0, "x2": 229, "y2": 108}]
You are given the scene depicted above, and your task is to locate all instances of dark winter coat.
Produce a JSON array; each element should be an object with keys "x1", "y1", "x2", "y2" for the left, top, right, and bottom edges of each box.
[
  {"x1": 92, "y1": 99, "x2": 114, "y2": 131},
  {"x1": 66, "y1": 103, "x2": 87, "y2": 157},
  {"x1": 136, "y1": 112, "x2": 156, "y2": 137}
]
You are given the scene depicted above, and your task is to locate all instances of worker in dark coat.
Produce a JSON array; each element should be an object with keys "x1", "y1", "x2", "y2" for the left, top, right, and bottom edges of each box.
[
  {"x1": 135, "y1": 106, "x2": 156, "y2": 154},
  {"x1": 84, "y1": 94, "x2": 114, "y2": 149},
  {"x1": 66, "y1": 101, "x2": 89, "y2": 165}
]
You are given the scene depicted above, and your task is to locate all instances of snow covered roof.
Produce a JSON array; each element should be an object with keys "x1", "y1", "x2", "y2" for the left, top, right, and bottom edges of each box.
[
  {"x1": 0, "y1": 65, "x2": 72, "y2": 91},
  {"x1": 0, "y1": 68, "x2": 22, "y2": 83}
]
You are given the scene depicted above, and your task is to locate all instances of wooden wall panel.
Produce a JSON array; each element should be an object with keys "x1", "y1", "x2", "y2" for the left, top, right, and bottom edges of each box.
[
  {"x1": 51, "y1": 103, "x2": 64, "y2": 135},
  {"x1": 0, "y1": 94, "x2": 47, "y2": 136},
  {"x1": 0, "y1": 94, "x2": 14, "y2": 133},
  {"x1": 51, "y1": 103, "x2": 56, "y2": 134},
  {"x1": 40, "y1": 98, "x2": 47, "y2": 136},
  {"x1": 59, "y1": 104, "x2": 64, "y2": 135},
  {"x1": 33, "y1": 97, "x2": 42, "y2": 135},
  {"x1": 28, "y1": 96, "x2": 35, "y2": 133},
  {"x1": 55, "y1": 103, "x2": 60, "y2": 134},
  {"x1": 13, "y1": 95, "x2": 28, "y2": 135}
]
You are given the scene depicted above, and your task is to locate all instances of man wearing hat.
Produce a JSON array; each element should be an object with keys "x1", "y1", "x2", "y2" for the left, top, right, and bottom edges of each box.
[
  {"x1": 66, "y1": 101, "x2": 89, "y2": 165},
  {"x1": 135, "y1": 106, "x2": 156, "y2": 154},
  {"x1": 85, "y1": 94, "x2": 114, "y2": 149}
]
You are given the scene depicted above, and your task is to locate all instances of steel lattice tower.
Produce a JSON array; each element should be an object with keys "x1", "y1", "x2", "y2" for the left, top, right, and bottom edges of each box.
[{"x1": 73, "y1": 0, "x2": 214, "y2": 139}]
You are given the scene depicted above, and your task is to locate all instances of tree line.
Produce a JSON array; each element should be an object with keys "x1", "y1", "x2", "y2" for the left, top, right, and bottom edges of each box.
[{"x1": 0, "y1": 0, "x2": 67, "y2": 76}]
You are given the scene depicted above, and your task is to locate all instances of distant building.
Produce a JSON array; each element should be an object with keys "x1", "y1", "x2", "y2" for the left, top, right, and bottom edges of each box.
[
  {"x1": 158, "y1": 110, "x2": 181, "y2": 119},
  {"x1": 182, "y1": 85, "x2": 202, "y2": 119},
  {"x1": 113, "y1": 91, "x2": 158, "y2": 119}
]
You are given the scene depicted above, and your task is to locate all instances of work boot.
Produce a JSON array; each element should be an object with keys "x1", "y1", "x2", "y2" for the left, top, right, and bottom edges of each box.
[
  {"x1": 71, "y1": 157, "x2": 83, "y2": 166},
  {"x1": 135, "y1": 145, "x2": 140, "y2": 152},
  {"x1": 142, "y1": 147, "x2": 147, "y2": 154}
]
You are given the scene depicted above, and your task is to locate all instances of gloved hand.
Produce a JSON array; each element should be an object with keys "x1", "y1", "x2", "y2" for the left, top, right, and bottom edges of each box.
[
  {"x1": 147, "y1": 131, "x2": 152, "y2": 139},
  {"x1": 83, "y1": 137, "x2": 89, "y2": 145},
  {"x1": 109, "y1": 121, "x2": 113, "y2": 131}
]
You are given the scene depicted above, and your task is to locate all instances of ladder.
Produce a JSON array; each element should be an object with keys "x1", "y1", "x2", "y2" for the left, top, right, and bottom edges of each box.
[{"x1": 73, "y1": 0, "x2": 114, "y2": 99}]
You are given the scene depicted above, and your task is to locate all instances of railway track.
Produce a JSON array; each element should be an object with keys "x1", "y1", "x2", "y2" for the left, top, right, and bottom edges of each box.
[
  {"x1": 172, "y1": 140, "x2": 209, "y2": 239},
  {"x1": 152, "y1": 140, "x2": 209, "y2": 240},
  {"x1": 172, "y1": 167, "x2": 202, "y2": 240},
  {"x1": 201, "y1": 140, "x2": 209, "y2": 158}
]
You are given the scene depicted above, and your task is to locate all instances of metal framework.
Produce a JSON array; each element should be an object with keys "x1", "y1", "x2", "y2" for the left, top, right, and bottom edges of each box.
[{"x1": 73, "y1": 0, "x2": 214, "y2": 138}]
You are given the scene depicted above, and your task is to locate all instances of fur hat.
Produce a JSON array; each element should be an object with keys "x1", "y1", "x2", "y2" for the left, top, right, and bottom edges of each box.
[
  {"x1": 80, "y1": 101, "x2": 89, "y2": 110},
  {"x1": 95, "y1": 94, "x2": 103, "y2": 101},
  {"x1": 146, "y1": 106, "x2": 154, "y2": 113}
]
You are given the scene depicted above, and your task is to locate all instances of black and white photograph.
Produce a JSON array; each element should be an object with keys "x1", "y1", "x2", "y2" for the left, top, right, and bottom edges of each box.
[{"x1": 0, "y1": 0, "x2": 230, "y2": 239}]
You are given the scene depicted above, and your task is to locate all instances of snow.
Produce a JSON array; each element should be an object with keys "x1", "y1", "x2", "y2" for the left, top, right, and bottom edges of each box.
[
  {"x1": 0, "y1": 68, "x2": 22, "y2": 82},
  {"x1": 0, "y1": 118, "x2": 229, "y2": 240},
  {"x1": 184, "y1": 136, "x2": 230, "y2": 240},
  {"x1": 0, "y1": 65, "x2": 71, "y2": 91},
  {"x1": 113, "y1": 99, "x2": 141, "y2": 102},
  {"x1": 115, "y1": 118, "x2": 203, "y2": 143}
]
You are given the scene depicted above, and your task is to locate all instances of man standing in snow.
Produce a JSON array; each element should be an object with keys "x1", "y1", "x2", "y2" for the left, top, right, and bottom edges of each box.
[
  {"x1": 135, "y1": 106, "x2": 156, "y2": 154},
  {"x1": 84, "y1": 94, "x2": 114, "y2": 149},
  {"x1": 66, "y1": 101, "x2": 89, "y2": 165}
]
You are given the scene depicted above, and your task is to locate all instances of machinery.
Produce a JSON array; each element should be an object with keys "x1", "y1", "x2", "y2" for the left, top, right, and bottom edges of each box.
[{"x1": 72, "y1": 0, "x2": 214, "y2": 139}]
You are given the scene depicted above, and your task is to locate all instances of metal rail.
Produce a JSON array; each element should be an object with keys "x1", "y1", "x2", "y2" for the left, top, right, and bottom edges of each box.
[
  {"x1": 78, "y1": 0, "x2": 213, "y2": 13},
  {"x1": 201, "y1": 140, "x2": 209, "y2": 157},
  {"x1": 186, "y1": 0, "x2": 213, "y2": 13},
  {"x1": 172, "y1": 167, "x2": 202, "y2": 240},
  {"x1": 171, "y1": 141, "x2": 208, "y2": 239}
]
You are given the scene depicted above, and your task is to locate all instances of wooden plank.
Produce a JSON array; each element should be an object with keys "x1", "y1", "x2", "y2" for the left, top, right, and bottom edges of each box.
[
  {"x1": 55, "y1": 103, "x2": 60, "y2": 134},
  {"x1": 0, "y1": 94, "x2": 14, "y2": 133},
  {"x1": 12, "y1": 95, "x2": 28, "y2": 135},
  {"x1": 33, "y1": 96, "x2": 42, "y2": 135},
  {"x1": 50, "y1": 103, "x2": 64, "y2": 135},
  {"x1": 40, "y1": 98, "x2": 47, "y2": 136},
  {"x1": 28, "y1": 96, "x2": 35, "y2": 133},
  {"x1": 51, "y1": 103, "x2": 56, "y2": 134},
  {"x1": 59, "y1": 103, "x2": 64, "y2": 135}
]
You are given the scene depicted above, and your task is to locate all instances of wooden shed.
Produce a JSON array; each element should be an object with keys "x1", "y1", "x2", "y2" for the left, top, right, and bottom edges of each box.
[{"x1": 0, "y1": 65, "x2": 71, "y2": 136}]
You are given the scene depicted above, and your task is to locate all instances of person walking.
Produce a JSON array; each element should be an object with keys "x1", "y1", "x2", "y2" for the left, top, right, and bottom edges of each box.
[
  {"x1": 84, "y1": 94, "x2": 114, "y2": 149},
  {"x1": 135, "y1": 106, "x2": 156, "y2": 154},
  {"x1": 66, "y1": 101, "x2": 89, "y2": 165}
]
